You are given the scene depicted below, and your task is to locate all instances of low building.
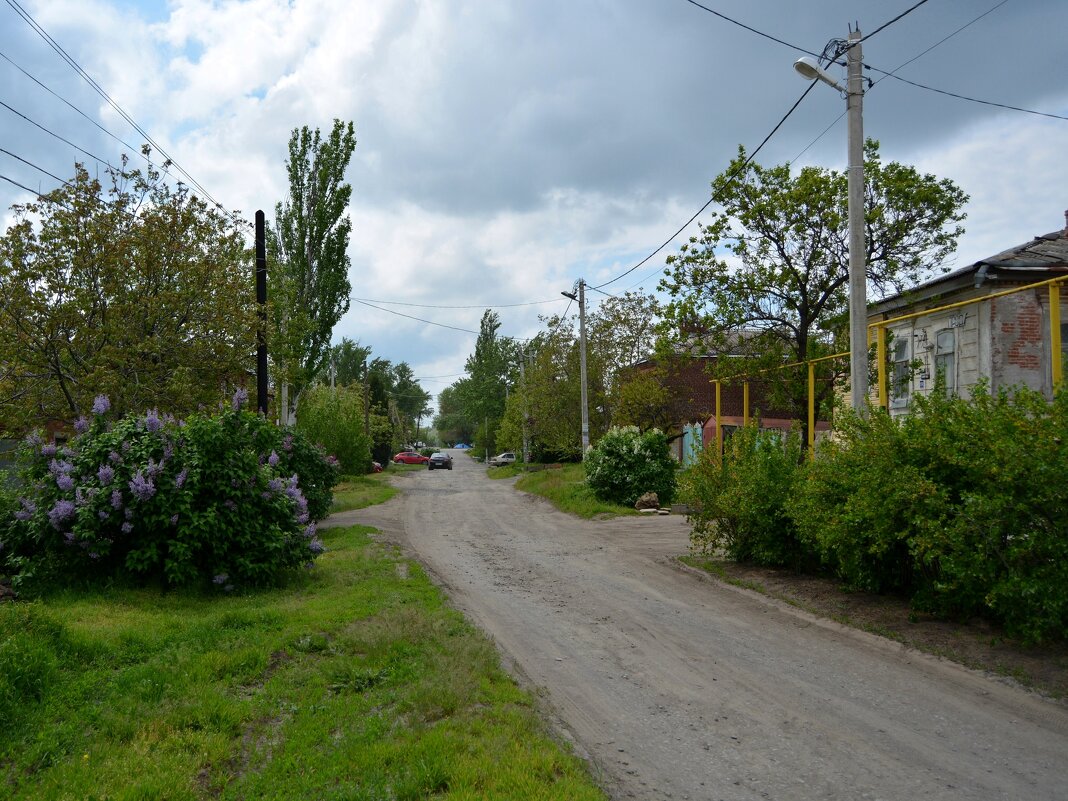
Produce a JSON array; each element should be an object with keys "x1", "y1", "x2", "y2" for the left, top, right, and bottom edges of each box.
[{"x1": 869, "y1": 212, "x2": 1068, "y2": 413}]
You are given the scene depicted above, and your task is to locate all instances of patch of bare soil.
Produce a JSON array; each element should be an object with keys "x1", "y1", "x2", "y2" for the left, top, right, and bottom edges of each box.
[{"x1": 685, "y1": 556, "x2": 1068, "y2": 699}]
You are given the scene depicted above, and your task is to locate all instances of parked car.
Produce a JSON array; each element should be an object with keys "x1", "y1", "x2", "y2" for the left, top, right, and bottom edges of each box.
[
  {"x1": 393, "y1": 451, "x2": 429, "y2": 465},
  {"x1": 427, "y1": 452, "x2": 453, "y2": 471},
  {"x1": 488, "y1": 452, "x2": 516, "y2": 467},
  {"x1": 454, "y1": 443, "x2": 471, "y2": 450}
]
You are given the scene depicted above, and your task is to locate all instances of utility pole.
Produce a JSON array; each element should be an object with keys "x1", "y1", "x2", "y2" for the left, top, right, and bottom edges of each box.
[
  {"x1": 255, "y1": 211, "x2": 269, "y2": 415},
  {"x1": 562, "y1": 280, "x2": 590, "y2": 452},
  {"x1": 846, "y1": 27, "x2": 868, "y2": 415},
  {"x1": 520, "y1": 348, "x2": 530, "y2": 465}
]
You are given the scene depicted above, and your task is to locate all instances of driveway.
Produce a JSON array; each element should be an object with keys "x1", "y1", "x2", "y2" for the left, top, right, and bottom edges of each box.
[{"x1": 326, "y1": 452, "x2": 1068, "y2": 800}]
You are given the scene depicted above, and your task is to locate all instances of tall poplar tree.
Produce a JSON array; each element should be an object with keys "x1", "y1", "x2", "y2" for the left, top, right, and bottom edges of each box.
[{"x1": 268, "y1": 119, "x2": 357, "y2": 423}]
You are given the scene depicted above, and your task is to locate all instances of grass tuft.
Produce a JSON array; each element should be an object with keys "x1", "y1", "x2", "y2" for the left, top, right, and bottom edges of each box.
[{"x1": 514, "y1": 463, "x2": 637, "y2": 518}]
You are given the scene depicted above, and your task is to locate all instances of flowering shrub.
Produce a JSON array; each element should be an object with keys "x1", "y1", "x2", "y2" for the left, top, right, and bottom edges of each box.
[
  {"x1": 1, "y1": 392, "x2": 338, "y2": 592},
  {"x1": 584, "y1": 426, "x2": 676, "y2": 508}
]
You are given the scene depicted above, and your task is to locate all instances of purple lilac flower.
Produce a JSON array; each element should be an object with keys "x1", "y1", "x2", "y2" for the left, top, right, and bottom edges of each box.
[
  {"x1": 48, "y1": 459, "x2": 73, "y2": 477},
  {"x1": 284, "y1": 486, "x2": 301, "y2": 501},
  {"x1": 63, "y1": 531, "x2": 75, "y2": 544},
  {"x1": 232, "y1": 387, "x2": 248, "y2": 410},
  {"x1": 326, "y1": 455, "x2": 339, "y2": 467},
  {"x1": 15, "y1": 509, "x2": 32, "y2": 522},
  {"x1": 92, "y1": 394, "x2": 110, "y2": 415},
  {"x1": 261, "y1": 491, "x2": 271, "y2": 500},
  {"x1": 144, "y1": 409, "x2": 162, "y2": 432},
  {"x1": 97, "y1": 464, "x2": 115, "y2": 485},
  {"x1": 111, "y1": 489, "x2": 123, "y2": 510},
  {"x1": 41, "y1": 443, "x2": 57, "y2": 458},
  {"x1": 74, "y1": 416, "x2": 90, "y2": 434},
  {"x1": 109, "y1": 451, "x2": 121, "y2": 463},
  {"x1": 15, "y1": 498, "x2": 36, "y2": 522},
  {"x1": 88, "y1": 551, "x2": 100, "y2": 560},
  {"x1": 56, "y1": 473, "x2": 75, "y2": 492},
  {"x1": 268, "y1": 450, "x2": 280, "y2": 468},
  {"x1": 170, "y1": 514, "x2": 179, "y2": 525},
  {"x1": 231, "y1": 479, "x2": 239, "y2": 488},
  {"x1": 297, "y1": 511, "x2": 310, "y2": 525},
  {"x1": 288, "y1": 474, "x2": 299, "y2": 488},
  {"x1": 175, "y1": 468, "x2": 188, "y2": 489},
  {"x1": 125, "y1": 507, "x2": 134, "y2": 521},
  {"x1": 121, "y1": 521, "x2": 133, "y2": 534},
  {"x1": 122, "y1": 440, "x2": 131, "y2": 453},
  {"x1": 223, "y1": 500, "x2": 237, "y2": 511},
  {"x1": 74, "y1": 487, "x2": 90, "y2": 507},
  {"x1": 283, "y1": 435, "x2": 293, "y2": 452},
  {"x1": 268, "y1": 477, "x2": 284, "y2": 493},
  {"x1": 98, "y1": 510, "x2": 109, "y2": 520},
  {"x1": 163, "y1": 443, "x2": 173, "y2": 461},
  {"x1": 26, "y1": 431, "x2": 42, "y2": 447},
  {"x1": 212, "y1": 573, "x2": 228, "y2": 585},
  {"x1": 308, "y1": 538, "x2": 326, "y2": 555},
  {"x1": 304, "y1": 561, "x2": 315, "y2": 570},
  {"x1": 128, "y1": 471, "x2": 156, "y2": 502},
  {"x1": 304, "y1": 523, "x2": 317, "y2": 539},
  {"x1": 146, "y1": 459, "x2": 162, "y2": 478},
  {"x1": 48, "y1": 500, "x2": 76, "y2": 530}
]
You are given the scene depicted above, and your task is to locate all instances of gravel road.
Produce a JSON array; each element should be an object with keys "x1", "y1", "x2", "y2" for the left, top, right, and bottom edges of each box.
[{"x1": 326, "y1": 451, "x2": 1068, "y2": 800}]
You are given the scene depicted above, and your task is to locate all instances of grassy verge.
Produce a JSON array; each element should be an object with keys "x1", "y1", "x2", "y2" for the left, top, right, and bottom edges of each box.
[
  {"x1": 1, "y1": 531, "x2": 606, "y2": 799},
  {"x1": 485, "y1": 464, "x2": 523, "y2": 480},
  {"x1": 514, "y1": 463, "x2": 636, "y2": 519},
  {"x1": 329, "y1": 473, "x2": 398, "y2": 514}
]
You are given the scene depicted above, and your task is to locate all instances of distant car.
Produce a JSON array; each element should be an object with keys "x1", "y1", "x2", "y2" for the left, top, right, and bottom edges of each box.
[
  {"x1": 488, "y1": 452, "x2": 517, "y2": 467},
  {"x1": 454, "y1": 443, "x2": 471, "y2": 450},
  {"x1": 371, "y1": 461, "x2": 383, "y2": 473},
  {"x1": 427, "y1": 452, "x2": 453, "y2": 471},
  {"x1": 393, "y1": 451, "x2": 429, "y2": 465}
]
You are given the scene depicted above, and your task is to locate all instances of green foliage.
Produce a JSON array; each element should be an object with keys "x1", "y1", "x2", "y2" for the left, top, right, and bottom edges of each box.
[
  {"x1": 1, "y1": 393, "x2": 337, "y2": 592},
  {"x1": 584, "y1": 427, "x2": 676, "y2": 508},
  {"x1": 268, "y1": 120, "x2": 358, "y2": 420},
  {"x1": 515, "y1": 464, "x2": 636, "y2": 519},
  {"x1": 659, "y1": 140, "x2": 968, "y2": 437},
  {"x1": 684, "y1": 425, "x2": 815, "y2": 569},
  {"x1": 296, "y1": 384, "x2": 372, "y2": 474},
  {"x1": 0, "y1": 160, "x2": 255, "y2": 429}
]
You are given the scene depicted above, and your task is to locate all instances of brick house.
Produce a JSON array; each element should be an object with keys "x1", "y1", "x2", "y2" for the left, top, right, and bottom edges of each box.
[{"x1": 868, "y1": 212, "x2": 1068, "y2": 413}]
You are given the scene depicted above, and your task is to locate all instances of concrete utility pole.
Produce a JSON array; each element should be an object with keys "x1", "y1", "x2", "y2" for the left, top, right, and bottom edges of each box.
[
  {"x1": 794, "y1": 28, "x2": 868, "y2": 415},
  {"x1": 562, "y1": 280, "x2": 590, "y2": 452},
  {"x1": 846, "y1": 28, "x2": 868, "y2": 414},
  {"x1": 520, "y1": 348, "x2": 530, "y2": 464}
]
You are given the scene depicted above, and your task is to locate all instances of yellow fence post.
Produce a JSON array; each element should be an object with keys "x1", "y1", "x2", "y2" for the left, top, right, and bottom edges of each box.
[
  {"x1": 1052, "y1": 284, "x2": 1063, "y2": 389},
  {"x1": 807, "y1": 361, "x2": 815, "y2": 454},
  {"x1": 876, "y1": 325, "x2": 887, "y2": 410},
  {"x1": 715, "y1": 380, "x2": 722, "y2": 461},
  {"x1": 743, "y1": 381, "x2": 750, "y2": 427}
]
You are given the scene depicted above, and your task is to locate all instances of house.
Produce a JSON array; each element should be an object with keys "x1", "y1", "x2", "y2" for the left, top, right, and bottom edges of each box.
[
  {"x1": 868, "y1": 211, "x2": 1068, "y2": 413},
  {"x1": 629, "y1": 347, "x2": 830, "y2": 463}
]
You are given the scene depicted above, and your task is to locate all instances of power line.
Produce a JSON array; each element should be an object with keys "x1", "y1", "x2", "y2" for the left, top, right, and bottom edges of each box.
[
  {"x1": 0, "y1": 98, "x2": 115, "y2": 169},
  {"x1": 353, "y1": 298, "x2": 480, "y2": 335},
  {"x1": 351, "y1": 296, "x2": 564, "y2": 310},
  {"x1": 0, "y1": 146, "x2": 71, "y2": 187},
  {"x1": 679, "y1": 0, "x2": 822, "y2": 60},
  {"x1": 3, "y1": 0, "x2": 249, "y2": 230},
  {"x1": 590, "y1": 80, "x2": 817, "y2": 291},
  {"x1": 858, "y1": 0, "x2": 932, "y2": 44}
]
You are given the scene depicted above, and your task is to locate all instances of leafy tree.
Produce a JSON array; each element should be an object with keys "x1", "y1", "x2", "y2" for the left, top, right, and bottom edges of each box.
[
  {"x1": 0, "y1": 161, "x2": 255, "y2": 431},
  {"x1": 659, "y1": 140, "x2": 967, "y2": 437},
  {"x1": 296, "y1": 384, "x2": 373, "y2": 474},
  {"x1": 456, "y1": 311, "x2": 513, "y2": 455},
  {"x1": 434, "y1": 385, "x2": 475, "y2": 445},
  {"x1": 611, "y1": 367, "x2": 672, "y2": 431},
  {"x1": 268, "y1": 120, "x2": 357, "y2": 423},
  {"x1": 324, "y1": 337, "x2": 371, "y2": 387}
]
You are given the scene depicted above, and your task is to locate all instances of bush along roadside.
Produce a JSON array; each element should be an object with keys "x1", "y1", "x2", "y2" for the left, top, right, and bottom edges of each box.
[
  {"x1": 584, "y1": 426, "x2": 676, "y2": 508},
  {"x1": 682, "y1": 383, "x2": 1068, "y2": 644},
  {"x1": 1, "y1": 390, "x2": 339, "y2": 593}
]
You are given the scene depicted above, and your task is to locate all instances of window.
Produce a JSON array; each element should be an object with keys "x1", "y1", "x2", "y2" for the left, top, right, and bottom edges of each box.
[
  {"x1": 890, "y1": 335, "x2": 910, "y2": 408},
  {"x1": 934, "y1": 329, "x2": 956, "y2": 394}
]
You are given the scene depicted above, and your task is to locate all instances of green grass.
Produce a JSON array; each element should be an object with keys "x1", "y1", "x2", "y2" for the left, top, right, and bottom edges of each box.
[
  {"x1": 1, "y1": 532, "x2": 606, "y2": 798},
  {"x1": 485, "y1": 464, "x2": 524, "y2": 480},
  {"x1": 514, "y1": 463, "x2": 637, "y2": 519},
  {"x1": 329, "y1": 473, "x2": 398, "y2": 514}
]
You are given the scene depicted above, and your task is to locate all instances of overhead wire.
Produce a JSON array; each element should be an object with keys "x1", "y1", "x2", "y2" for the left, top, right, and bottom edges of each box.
[
  {"x1": 1, "y1": 98, "x2": 115, "y2": 169},
  {"x1": 353, "y1": 298, "x2": 480, "y2": 335},
  {"x1": 590, "y1": 79, "x2": 817, "y2": 291},
  {"x1": 856, "y1": 0, "x2": 932, "y2": 44},
  {"x1": 351, "y1": 296, "x2": 564, "y2": 310},
  {"x1": 2, "y1": 0, "x2": 250, "y2": 231}
]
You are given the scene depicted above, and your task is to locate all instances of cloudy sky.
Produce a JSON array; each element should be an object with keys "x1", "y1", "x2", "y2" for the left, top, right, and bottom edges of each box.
[{"x1": 2, "y1": 0, "x2": 1067, "y2": 412}]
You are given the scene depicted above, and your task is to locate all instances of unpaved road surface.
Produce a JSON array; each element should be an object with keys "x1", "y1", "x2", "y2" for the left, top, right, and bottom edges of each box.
[{"x1": 327, "y1": 453, "x2": 1068, "y2": 800}]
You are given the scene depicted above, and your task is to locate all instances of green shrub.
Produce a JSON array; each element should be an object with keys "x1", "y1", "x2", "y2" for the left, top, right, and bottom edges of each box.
[
  {"x1": 684, "y1": 425, "x2": 816, "y2": 569},
  {"x1": 584, "y1": 427, "x2": 676, "y2": 507},
  {"x1": 1, "y1": 391, "x2": 337, "y2": 592},
  {"x1": 295, "y1": 385, "x2": 373, "y2": 475},
  {"x1": 788, "y1": 410, "x2": 940, "y2": 593}
]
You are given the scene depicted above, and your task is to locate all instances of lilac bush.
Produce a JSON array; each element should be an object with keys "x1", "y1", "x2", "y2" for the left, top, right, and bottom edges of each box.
[{"x1": 1, "y1": 394, "x2": 339, "y2": 592}]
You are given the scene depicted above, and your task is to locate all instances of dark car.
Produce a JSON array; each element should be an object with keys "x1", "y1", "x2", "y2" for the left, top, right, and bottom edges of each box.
[
  {"x1": 427, "y1": 452, "x2": 453, "y2": 471},
  {"x1": 393, "y1": 451, "x2": 429, "y2": 465}
]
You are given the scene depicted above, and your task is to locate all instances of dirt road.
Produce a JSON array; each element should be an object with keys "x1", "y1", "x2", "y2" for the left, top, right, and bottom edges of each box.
[{"x1": 327, "y1": 453, "x2": 1068, "y2": 800}]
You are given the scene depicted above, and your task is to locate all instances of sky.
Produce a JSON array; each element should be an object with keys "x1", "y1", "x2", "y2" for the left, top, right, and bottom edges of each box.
[{"x1": 2, "y1": 0, "x2": 1067, "y2": 414}]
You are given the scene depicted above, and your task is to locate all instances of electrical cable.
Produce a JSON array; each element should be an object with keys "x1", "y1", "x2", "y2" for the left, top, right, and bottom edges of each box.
[
  {"x1": 0, "y1": 98, "x2": 115, "y2": 169},
  {"x1": 3, "y1": 0, "x2": 249, "y2": 230},
  {"x1": 678, "y1": 0, "x2": 822, "y2": 60},
  {"x1": 857, "y1": 0, "x2": 932, "y2": 44},
  {"x1": 351, "y1": 296, "x2": 564, "y2": 310},
  {"x1": 353, "y1": 298, "x2": 480, "y2": 335},
  {"x1": 590, "y1": 79, "x2": 817, "y2": 291},
  {"x1": 0, "y1": 146, "x2": 72, "y2": 187}
]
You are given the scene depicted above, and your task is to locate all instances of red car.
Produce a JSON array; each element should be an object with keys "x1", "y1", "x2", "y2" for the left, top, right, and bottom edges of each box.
[{"x1": 392, "y1": 451, "x2": 429, "y2": 465}]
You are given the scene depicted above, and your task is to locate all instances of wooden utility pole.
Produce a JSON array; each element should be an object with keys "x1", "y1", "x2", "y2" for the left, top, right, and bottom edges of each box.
[{"x1": 255, "y1": 211, "x2": 269, "y2": 415}]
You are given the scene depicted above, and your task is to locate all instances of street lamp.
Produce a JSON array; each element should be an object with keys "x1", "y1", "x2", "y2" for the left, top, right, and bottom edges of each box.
[
  {"x1": 561, "y1": 280, "x2": 590, "y2": 451},
  {"x1": 794, "y1": 29, "x2": 868, "y2": 414}
]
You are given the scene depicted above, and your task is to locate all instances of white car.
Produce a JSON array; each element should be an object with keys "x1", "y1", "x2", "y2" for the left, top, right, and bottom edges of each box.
[{"x1": 488, "y1": 452, "x2": 516, "y2": 467}]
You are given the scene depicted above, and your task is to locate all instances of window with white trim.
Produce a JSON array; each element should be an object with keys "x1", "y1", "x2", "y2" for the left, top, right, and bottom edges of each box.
[
  {"x1": 891, "y1": 335, "x2": 910, "y2": 408},
  {"x1": 934, "y1": 328, "x2": 956, "y2": 395}
]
